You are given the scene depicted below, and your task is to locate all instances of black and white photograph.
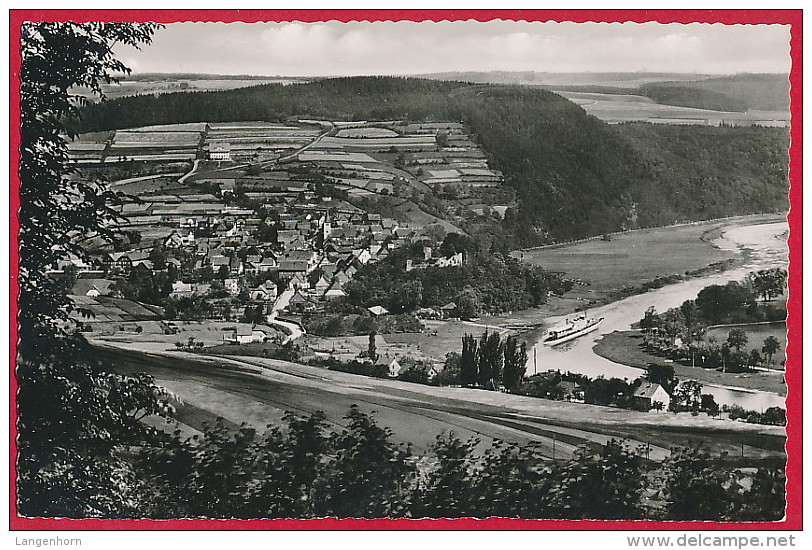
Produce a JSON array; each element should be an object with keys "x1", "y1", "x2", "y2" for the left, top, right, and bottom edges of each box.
[{"x1": 11, "y1": 11, "x2": 800, "y2": 528}]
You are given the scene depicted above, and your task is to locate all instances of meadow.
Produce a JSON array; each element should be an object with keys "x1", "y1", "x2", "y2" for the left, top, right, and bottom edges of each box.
[
  {"x1": 514, "y1": 219, "x2": 753, "y2": 294},
  {"x1": 706, "y1": 322, "x2": 787, "y2": 368}
]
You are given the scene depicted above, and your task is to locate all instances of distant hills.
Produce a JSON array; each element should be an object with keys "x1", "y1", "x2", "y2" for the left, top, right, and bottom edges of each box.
[
  {"x1": 419, "y1": 71, "x2": 790, "y2": 113},
  {"x1": 72, "y1": 76, "x2": 789, "y2": 246}
]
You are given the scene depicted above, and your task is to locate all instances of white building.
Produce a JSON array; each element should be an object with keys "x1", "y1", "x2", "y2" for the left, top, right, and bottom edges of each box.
[{"x1": 208, "y1": 142, "x2": 232, "y2": 161}]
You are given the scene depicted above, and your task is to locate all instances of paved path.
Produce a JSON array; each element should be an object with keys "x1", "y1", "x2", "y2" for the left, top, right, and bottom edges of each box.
[{"x1": 110, "y1": 172, "x2": 184, "y2": 188}]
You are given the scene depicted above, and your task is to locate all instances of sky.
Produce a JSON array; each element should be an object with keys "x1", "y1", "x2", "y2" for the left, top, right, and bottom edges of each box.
[{"x1": 115, "y1": 20, "x2": 791, "y2": 77}]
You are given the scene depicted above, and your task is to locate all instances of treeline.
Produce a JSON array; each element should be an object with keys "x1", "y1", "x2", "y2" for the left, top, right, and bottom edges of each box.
[
  {"x1": 28, "y1": 404, "x2": 784, "y2": 521},
  {"x1": 641, "y1": 74, "x2": 790, "y2": 112},
  {"x1": 442, "y1": 331, "x2": 529, "y2": 391},
  {"x1": 639, "y1": 84, "x2": 748, "y2": 112},
  {"x1": 614, "y1": 124, "x2": 789, "y2": 227},
  {"x1": 71, "y1": 77, "x2": 789, "y2": 244},
  {"x1": 639, "y1": 270, "x2": 787, "y2": 372},
  {"x1": 344, "y1": 235, "x2": 572, "y2": 316}
]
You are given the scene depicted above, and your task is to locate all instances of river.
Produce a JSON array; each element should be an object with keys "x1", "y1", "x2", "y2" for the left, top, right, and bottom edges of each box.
[{"x1": 525, "y1": 221, "x2": 789, "y2": 410}]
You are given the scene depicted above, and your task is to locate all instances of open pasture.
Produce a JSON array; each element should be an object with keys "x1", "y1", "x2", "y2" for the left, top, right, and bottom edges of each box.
[{"x1": 515, "y1": 221, "x2": 743, "y2": 292}]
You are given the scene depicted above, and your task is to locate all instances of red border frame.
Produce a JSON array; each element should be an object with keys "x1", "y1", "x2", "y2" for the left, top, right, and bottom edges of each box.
[{"x1": 8, "y1": 9, "x2": 802, "y2": 531}]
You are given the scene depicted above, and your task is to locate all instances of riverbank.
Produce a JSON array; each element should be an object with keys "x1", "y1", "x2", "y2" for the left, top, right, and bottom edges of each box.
[{"x1": 593, "y1": 330, "x2": 787, "y2": 395}]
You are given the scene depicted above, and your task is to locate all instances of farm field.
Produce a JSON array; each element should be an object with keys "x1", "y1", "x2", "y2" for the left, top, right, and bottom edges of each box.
[
  {"x1": 513, "y1": 216, "x2": 783, "y2": 295},
  {"x1": 557, "y1": 91, "x2": 790, "y2": 126},
  {"x1": 74, "y1": 77, "x2": 311, "y2": 101}
]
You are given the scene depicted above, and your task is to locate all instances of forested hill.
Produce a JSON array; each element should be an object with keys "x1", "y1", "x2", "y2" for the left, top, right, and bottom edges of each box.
[{"x1": 73, "y1": 77, "x2": 789, "y2": 245}]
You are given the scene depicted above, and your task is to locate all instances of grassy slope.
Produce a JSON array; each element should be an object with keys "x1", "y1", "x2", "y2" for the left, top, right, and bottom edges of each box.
[{"x1": 75, "y1": 77, "x2": 790, "y2": 243}]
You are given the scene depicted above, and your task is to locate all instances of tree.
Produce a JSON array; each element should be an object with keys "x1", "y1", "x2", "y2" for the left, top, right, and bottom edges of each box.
[
  {"x1": 727, "y1": 328, "x2": 748, "y2": 352},
  {"x1": 639, "y1": 306, "x2": 658, "y2": 334},
  {"x1": 17, "y1": 22, "x2": 167, "y2": 517},
  {"x1": 149, "y1": 242, "x2": 168, "y2": 270},
  {"x1": 748, "y1": 349, "x2": 762, "y2": 370},
  {"x1": 433, "y1": 352, "x2": 461, "y2": 386},
  {"x1": 19, "y1": 21, "x2": 159, "y2": 355},
  {"x1": 695, "y1": 281, "x2": 755, "y2": 323},
  {"x1": 660, "y1": 448, "x2": 736, "y2": 520},
  {"x1": 584, "y1": 377, "x2": 631, "y2": 407},
  {"x1": 241, "y1": 304, "x2": 266, "y2": 325},
  {"x1": 502, "y1": 335, "x2": 528, "y2": 391},
  {"x1": 460, "y1": 333, "x2": 478, "y2": 386},
  {"x1": 476, "y1": 331, "x2": 504, "y2": 389},
  {"x1": 670, "y1": 380, "x2": 703, "y2": 412},
  {"x1": 367, "y1": 330, "x2": 378, "y2": 362},
  {"x1": 644, "y1": 364, "x2": 677, "y2": 393},
  {"x1": 456, "y1": 286, "x2": 480, "y2": 320},
  {"x1": 315, "y1": 405, "x2": 414, "y2": 518},
  {"x1": 551, "y1": 440, "x2": 644, "y2": 520},
  {"x1": 700, "y1": 394, "x2": 720, "y2": 417},
  {"x1": 750, "y1": 268, "x2": 788, "y2": 302},
  {"x1": 411, "y1": 433, "x2": 478, "y2": 517},
  {"x1": 762, "y1": 336, "x2": 781, "y2": 366}
]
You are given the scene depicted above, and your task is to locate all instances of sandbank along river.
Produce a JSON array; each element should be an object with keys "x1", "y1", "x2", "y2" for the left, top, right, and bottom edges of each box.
[{"x1": 525, "y1": 221, "x2": 790, "y2": 410}]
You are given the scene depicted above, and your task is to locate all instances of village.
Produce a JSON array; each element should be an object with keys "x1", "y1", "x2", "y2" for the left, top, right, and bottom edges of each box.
[
  {"x1": 54, "y1": 118, "x2": 505, "y2": 380},
  {"x1": 52, "y1": 118, "x2": 787, "y2": 422}
]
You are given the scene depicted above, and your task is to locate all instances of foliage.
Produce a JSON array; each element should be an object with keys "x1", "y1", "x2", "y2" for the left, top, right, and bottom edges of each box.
[
  {"x1": 723, "y1": 404, "x2": 786, "y2": 426},
  {"x1": 315, "y1": 405, "x2": 414, "y2": 518},
  {"x1": 638, "y1": 273, "x2": 786, "y2": 372},
  {"x1": 367, "y1": 330, "x2": 378, "y2": 362},
  {"x1": 583, "y1": 377, "x2": 632, "y2": 407},
  {"x1": 659, "y1": 448, "x2": 737, "y2": 520},
  {"x1": 476, "y1": 331, "x2": 504, "y2": 389},
  {"x1": 727, "y1": 328, "x2": 748, "y2": 352},
  {"x1": 19, "y1": 21, "x2": 160, "y2": 356},
  {"x1": 502, "y1": 335, "x2": 528, "y2": 392},
  {"x1": 750, "y1": 268, "x2": 788, "y2": 302},
  {"x1": 460, "y1": 333, "x2": 478, "y2": 386},
  {"x1": 345, "y1": 240, "x2": 571, "y2": 316},
  {"x1": 695, "y1": 281, "x2": 756, "y2": 324},
  {"x1": 670, "y1": 380, "x2": 704, "y2": 413},
  {"x1": 639, "y1": 83, "x2": 748, "y2": 112},
  {"x1": 456, "y1": 331, "x2": 529, "y2": 391},
  {"x1": 644, "y1": 364, "x2": 678, "y2": 393},
  {"x1": 17, "y1": 21, "x2": 170, "y2": 518},
  {"x1": 472, "y1": 440, "x2": 553, "y2": 518},
  {"x1": 762, "y1": 336, "x2": 782, "y2": 365},
  {"x1": 410, "y1": 433, "x2": 478, "y2": 517},
  {"x1": 550, "y1": 439, "x2": 645, "y2": 520},
  {"x1": 433, "y1": 352, "x2": 461, "y2": 386}
]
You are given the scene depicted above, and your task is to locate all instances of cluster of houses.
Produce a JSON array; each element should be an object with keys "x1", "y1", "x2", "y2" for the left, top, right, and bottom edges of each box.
[
  {"x1": 530, "y1": 370, "x2": 673, "y2": 412},
  {"x1": 54, "y1": 175, "x2": 446, "y2": 328}
]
